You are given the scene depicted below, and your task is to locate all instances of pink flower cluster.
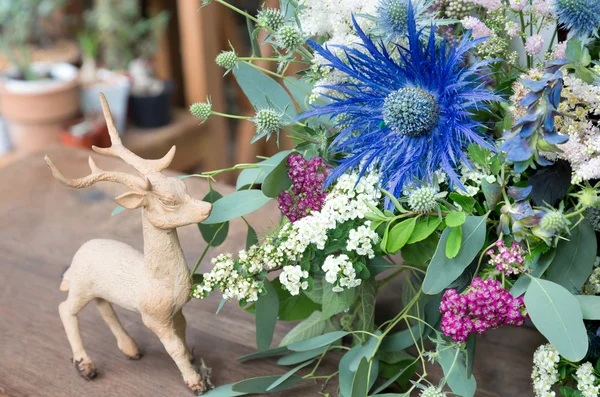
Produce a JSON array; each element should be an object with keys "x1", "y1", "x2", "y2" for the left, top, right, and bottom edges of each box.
[
  {"x1": 486, "y1": 240, "x2": 525, "y2": 275},
  {"x1": 277, "y1": 154, "x2": 330, "y2": 222},
  {"x1": 440, "y1": 277, "x2": 526, "y2": 342}
]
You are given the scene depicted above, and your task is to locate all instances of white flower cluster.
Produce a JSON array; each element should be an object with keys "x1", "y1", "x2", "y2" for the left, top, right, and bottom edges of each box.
[
  {"x1": 583, "y1": 265, "x2": 600, "y2": 295},
  {"x1": 511, "y1": 72, "x2": 600, "y2": 183},
  {"x1": 192, "y1": 253, "x2": 263, "y2": 303},
  {"x1": 531, "y1": 344, "x2": 560, "y2": 397},
  {"x1": 323, "y1": 254, "x2": 362, "y2": 292},
  {"x1": 193, "y1": 171, "x2": 381, "y2": 302},
  {"x1": 576, "y1": 362, "x2": 600, "y2": 397},
  {"x1": 279, "y1": 265, "x2": 310, "y2": 296},
  {"x1": 347, "y1": 221, "x2": 380, "y2": 258}
]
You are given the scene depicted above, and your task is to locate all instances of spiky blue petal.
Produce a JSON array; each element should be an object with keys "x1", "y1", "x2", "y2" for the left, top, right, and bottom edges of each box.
[
  {"x1": 300, "y1": 3, "x2": 501, "y2": 199},
  {"x1": 555, "y1": 0, "x2": 600, "y2": 40}
]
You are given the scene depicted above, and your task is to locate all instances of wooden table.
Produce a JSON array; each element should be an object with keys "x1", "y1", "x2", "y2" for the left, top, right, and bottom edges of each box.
[{"x1": 0, "y1": 147, "x2": 545, "y2": 396}]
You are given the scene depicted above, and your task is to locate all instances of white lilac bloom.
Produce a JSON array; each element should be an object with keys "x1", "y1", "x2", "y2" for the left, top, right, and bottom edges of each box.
[
  {"x1": 576, "y1": 362, "x2": 600, "y2": 397},
  {"x1": 531, "y1": 344, "x2": 560, "y2": 397},
  {"x1": 322, "y1": 254, "x2": 362, "y2": 292}
]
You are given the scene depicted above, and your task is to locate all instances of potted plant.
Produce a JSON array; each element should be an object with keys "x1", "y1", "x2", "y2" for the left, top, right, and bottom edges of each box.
[
  {"x1": 0, "y1": 1, "x2": 79, "y2": 154},
  {"x1": 80, "y1": 0, "x2": 169, "y2": 131},
  {"x1": 59, "y1": 115, "x2": 109, "y2": 149}
]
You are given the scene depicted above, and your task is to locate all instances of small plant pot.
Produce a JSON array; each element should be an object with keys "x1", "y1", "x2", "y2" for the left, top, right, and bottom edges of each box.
[
  {"x1": 59, "y1": 118, "x2": 109, "y2": 149},
  {"x1": 129, "y1": 81, "x2": 173, "y2": 129},
  {"x1": 81, "y1": 69, "x2": 130, "y2": 133},
  {"x1": 0, "y1": 62, "x2": 80, "y2": 154}
]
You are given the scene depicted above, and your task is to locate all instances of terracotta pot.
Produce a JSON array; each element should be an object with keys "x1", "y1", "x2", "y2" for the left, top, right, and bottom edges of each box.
[
  {"x1": 59, "y1": 118, "x2": 109, "y2": 149},
  {"x1": 0, "y1": 63, "x2": 80, "y2": 154}
]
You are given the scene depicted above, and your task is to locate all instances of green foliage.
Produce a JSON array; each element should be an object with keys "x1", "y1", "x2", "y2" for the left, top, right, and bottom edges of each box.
[
  {"x1": 546, "y1": 220, "x2": 597, "y2": 290},
  {"x1": 261, "y1": 153, "x2": 292, "y2": 197},
  {"x1": 279, "y1": 311, "x2": 332, "y2": 346},
  {"x1": 510, "y1": 249, "x2": 556, "y2": 297},
  {"x1": 407, "y1": 216, "x2": 441, "y2": 244},
  {"x1": 236, "y1": 150, "x2": 292, "y2": 190},
  {"x1": 480, "y1": 179, "x2": 502, "y2": 210},
  {"x1": 287, "y1": 331, "x2": 348, "y2": 352},
  {"x1": 386, "y1": 218, "x2": 417, "y2": 253},
  {"x1": 321, "y1": 281, "x2": 358, "y2": 319},
  {"x1": 524, "y1": 277, "x2": 588, "y2": 361},
  {"x1": 445, "y1": 211, "x2": 467, "y2": 227},
  {"x1": 402, "y1": 233, "x2": 439, "y2": 266},
  {"x1": 576, "y1": 295, "x2": 600, "y2": 320},
  {"x1": 356, "y1": 279, "x2": 376, "y2": 340},
  {"x1": 203, "y1": 190, "x2": 272, "y2": 224},
  {"x1": 423, "y1": 215, "x2": 488, "y2": 294},
  {"x1": 198, "y1": 189, "x2": 229, "y2": 247},
  {"x1": 266, "y1": 360, "x2": 314, "y2": 391},
  {"x1": 277, "y1": 346, "x2": 328, "y2": 365},
  {"x1": 256, "y1": 280, "x2": 279, "y2": 351},
  {"x1": 231, "y1": 374, "x2": 303, "y2": 394},
  {"x1": 445, "y1": 226, "x2": 462, "y2": 259},
  {"x1": 437, "y1": 343, "x2": 477, "y2": 397}
]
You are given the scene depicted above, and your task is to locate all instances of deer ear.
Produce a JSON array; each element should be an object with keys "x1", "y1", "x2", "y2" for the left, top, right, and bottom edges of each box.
[{"x1": 114, "y1": 191, "x2": 147, "y2": 209}]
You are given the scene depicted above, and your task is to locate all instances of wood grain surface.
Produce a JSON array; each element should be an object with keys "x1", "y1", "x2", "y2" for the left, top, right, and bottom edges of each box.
[{"x1": 0, "y1": 146, "x2": 545, "y2": 396}]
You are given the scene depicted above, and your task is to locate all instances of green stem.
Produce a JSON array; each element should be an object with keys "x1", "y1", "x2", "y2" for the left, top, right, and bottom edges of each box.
[
  {"x1": 212, "y1": 110, "x2": 251, "y2": 120},
  {"x1": 191, "y1": 223, "x2": 226, "y2": 275},
  {"x1": 213, "y1": 0, "x2": 258, "y2": 23}
]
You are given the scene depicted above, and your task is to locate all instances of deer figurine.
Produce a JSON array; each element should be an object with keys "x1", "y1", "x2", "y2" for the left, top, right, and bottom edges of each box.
[{"x1": 45, "y1": 93, "x2": 214, "y2": 394}]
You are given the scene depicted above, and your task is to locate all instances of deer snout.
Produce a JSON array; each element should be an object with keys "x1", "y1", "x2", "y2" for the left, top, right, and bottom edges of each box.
[{"x1": 191, "y1": 198, "x2": 212, "y2": 223}]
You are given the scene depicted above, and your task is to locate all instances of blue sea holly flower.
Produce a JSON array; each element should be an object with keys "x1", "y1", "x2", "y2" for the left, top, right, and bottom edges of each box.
[
  {"x1": 375, "y1": 0, "x2": 438, "y2": 42},
  {"x1": 300, "y1": 3, "x2": 501, "y2": 199},
  {"x1": 554, "y1": 0, "x2": 600, "y2": 40}
]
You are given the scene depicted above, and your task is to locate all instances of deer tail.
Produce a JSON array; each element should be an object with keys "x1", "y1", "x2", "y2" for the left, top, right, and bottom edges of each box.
[{"x1": 60, "y1": 265, "x2": 72, "y2": 292}]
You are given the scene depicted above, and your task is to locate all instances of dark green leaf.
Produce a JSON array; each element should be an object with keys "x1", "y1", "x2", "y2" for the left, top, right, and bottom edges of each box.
[
  {"x1": 481, "y1": 180, "x2": 502, "y2": 210},
  {"x1": 547, "y1": 220, "x2": 597, "y2": 290},
  {"x1": 203, "y1": 190, "x2": 271, "y2": 224},
  {"x1": 236, "y1": 150, "x2": 292, "y2": 190},
  {"x1": 401, "y1": 233, "x2": 439, "y2": 266},
  {"x1": 199, "y1": 189, "x2": 229, "y2": 246},
  {"x1": 256, "y1": 280, "x2": 279, "y2": 351},
  {"x1": 386, "y1": 218, "x2": 417, "y2": 253},
  {"x1": 407, "y1": 216, "x2": 441, "y2": 244},
  {"x1": 525, "y1": 277, "x2": 588, "y2": 361},
  {"x1": 356, "y1": 279, "x2": 376, "y2": 339},
  {"x1": 273, "y1": 278, "x2": 321, "y2": 321},
  {"x1": 445, "y1": 226, "x2": 462, "y2": 259},
  {"x1": 423, "y1": 215, "x2": 488, "y2": 294},
  {"x1": 466, "y1": 333, "x2": 476, "y2": 379},
  {"x1": 321, "y1": 282, "x2": 357, "y2": 319},
  {"x1": 449, "y1": 193, "x2": 475, "y2": 213},
  {"x1": 262, "y1": 152, "x2": 292, "y2": 198},
  {"x1": 366, "y1": 257, "x2": 399, "y2": 276}
]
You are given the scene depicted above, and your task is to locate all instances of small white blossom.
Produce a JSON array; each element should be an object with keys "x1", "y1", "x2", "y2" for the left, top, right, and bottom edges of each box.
[
  {"x1": 347, "y1": 221, "x2": 380, "y2": 258},
  {"x1": 531, "y1": 344, "x2": 560, "y2": 397},
  {"x1": 576, "y1": 362, "x2": 600, "y2": 397},
  {"x1": 322, "y1": 254, "x2": 362, "y2": 291},
  {"x1": 279, "y1": 265, "x2": 310, "y2": 295}
]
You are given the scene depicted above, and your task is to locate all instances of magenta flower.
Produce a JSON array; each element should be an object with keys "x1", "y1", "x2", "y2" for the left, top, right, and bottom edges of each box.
[
  {"x1": 278, "y1": 154, "x2": 330, "y2": 222},
  {"x1": 487, "y1": 240, "x2": 526, "y2": 275}
]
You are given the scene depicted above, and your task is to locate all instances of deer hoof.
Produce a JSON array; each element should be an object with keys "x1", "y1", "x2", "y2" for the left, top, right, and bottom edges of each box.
[
  {"x1": 73, "y1": 358, "x2": 97, "y2": 380},
  {"x1": 186, "y1": 377, "x2": 208, "y2": 395},
  {"x1": 199, "y1": 359, "x2": 214, "y2": 390},
  {"x1": 126, "y1": 352, "x2": 143, "y2": 360}
]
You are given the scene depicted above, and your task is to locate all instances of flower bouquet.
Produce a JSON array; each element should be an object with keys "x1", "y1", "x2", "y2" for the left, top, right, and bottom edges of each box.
[{"x1": 187, "y1": 0, "x2": 600, "y2": 395}]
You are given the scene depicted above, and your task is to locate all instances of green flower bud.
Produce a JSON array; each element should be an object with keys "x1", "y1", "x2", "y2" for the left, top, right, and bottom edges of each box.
[
  {"x1": 190, "y1": 101, "x2": 212, "y2": 122},
  {"x1": 408, "y1": 186, "x2": 438, "y2": 213},
  {"x1": 215, "y1": 50, "x2": 238, "y2": 69},
  {"x1": 540, "y1": 210, "x2": 570, "y2": 234},
  {"x1": 275, "y1": 25, "x2": 303, "y2": 51},
  {"x1": 255, "y1": 108, "x2": 281, "y2": 133},
  {"x1": 257, "y1": 7, "x2": 285, "y2": 31}
]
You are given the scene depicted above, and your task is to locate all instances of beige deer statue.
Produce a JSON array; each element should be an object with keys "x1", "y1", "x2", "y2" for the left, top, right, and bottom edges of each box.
[{"x1": 44, "y1": 93, "x2": 214, "y2": 394}]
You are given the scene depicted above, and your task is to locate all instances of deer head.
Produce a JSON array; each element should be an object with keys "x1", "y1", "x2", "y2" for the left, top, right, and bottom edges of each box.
[{"x1": 45, "y1": 93, "x2": 212, "y2": 229}]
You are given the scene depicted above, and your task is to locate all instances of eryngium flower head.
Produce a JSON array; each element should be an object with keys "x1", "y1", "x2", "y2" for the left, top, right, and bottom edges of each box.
[
  {"x1": 215, "y1": 50, "x2": 238, "y2": 69},
  {"x1": 252, "y1": 107, "x2": 283, "y2": 143},
  {"x1": 539, "y1": 209, "x2": 570, "y2": 234},
  {"x1": 375, "y1": 0, "x2": 436, "y2": 41},
  {"x1": 257, "y1": 7, "x2": 285, "y2": 31},
  {"x1": 190, "y1": 100, "x2": 212, "y2": 122},
  {"x1": 275, "y1": 25, "x2": 304, "y2": 51},
  {"x1": 407, "y1": 186, "x2": 439, "y2": 212},
  {"x1": 300, "y1": 4, "x2": 500, "y2": 199},
  {"x1": 554, "y1": 0, "x2": 600, "y2": 40}
]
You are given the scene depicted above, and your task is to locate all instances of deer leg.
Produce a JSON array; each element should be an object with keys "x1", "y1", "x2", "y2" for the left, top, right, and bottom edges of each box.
[
  {"x1": 142, "y1": 314, "x2": 212, "y2": 394},
  {"x1": 173, "y1": 309, "x2": 193, "y2": 363},
  {"x1": 59, "y1": 293, "x2": 96, "y2": 380},
  {"x1": 95, "y1": 298, "x2": 141, "y2": 360}
]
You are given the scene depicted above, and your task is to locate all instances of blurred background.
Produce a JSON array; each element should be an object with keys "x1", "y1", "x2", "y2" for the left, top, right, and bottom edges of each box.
[{"x1": 0, "y1": 0, "x2": 292, "y2": 182}]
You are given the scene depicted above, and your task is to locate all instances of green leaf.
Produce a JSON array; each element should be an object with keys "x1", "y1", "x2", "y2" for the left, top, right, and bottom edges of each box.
[
  {"x1": 304, "y1": 282, "x2": 324, "y2": 304},
  {"x1": 380, "y1": 222, "x2": 391, "y2": 252},
  {"x1": 524, "y1": 277, "x2": 588, "y2": 361},
  {"x1": 467, "y1": 144, "x2": 490, "y2": 167},
  {"x1": 233, "y1": 62, "x2": 296, "y2": 120},
  {"x1": 386, "y1": 218, "x2": 417, "y2": 253},
  {"x1": 339, "y1": 344, "x2": 363, "y2": 397},
  {"x1": 277, "y1": 346, "x2": 327, "y2": 366},
  {"x1": 288, "y1": 331, "x2": 348, "y2": 352},
  {"x1": 215, "y1": 297, "x2": 227, "y2": 315},
  {"x1": 466, "y1": 333, "x2": 476, "y2": 379},
  {"x1": 238, "y1": 346, "x2": 289, "y2": 362},
  {"x1": 445, "y1": 226, "x2": 462, "y2": 259},
  {"x1": 111, "y1": 205, "x2": 125, "y2": 216},
  {"x1": 546, "y1": 220, "x2": 597, "y2": 290},
  {"x1": 423, "y1": 215, "x2": 488, "y2": 294},
  {"x1": 256, "y1": 280, "x2": 279, "y2": 351},
  {"x1": 279, "y1": 311, "x2": 328, "y2": 346},
  {"x1": 321, "y1": 282, "x2": 357, "y2": 319},
  {"x1": 283, "y1": 77, "x2": 313, "y2": 111},
  {"x1": 266, "y1": 360, "x2": 314, "y2": 391},
  {"x1": 262, "y1": 152, "x2": 292, "y2": 198},
  {"x1": 372, "y1": 362, "x2": 415, "y2": 395},
  {"x1": 356, "y1": 279, "x2": 376, "y2": 339},
  {"x1": 480, "y1": 180, "x2": 502, "y2": 210},
  {"x1": 198, "y1": 189, "x2": 229, "y2": 246},
  {"x1": 449, "y1": 193, "x2": 475, "y2": 213},
  {"x1": 438, "y1": 345, "x2": 477, "y2": 397},
  {"x1": 232, "y1": 375, "x2": 302, "y2": 394},
  {"x1": 246, "y1": 223, "x2": 258, "y2": 250},
  {"x1": 380, "y1": 325, "x2": 424, "y2": 352},
  {"x1": 350, "y1": 334, "x2": 380, "y2": 371},
  {"x1": 236, "y1": 150, "x2": 292, "y2": 190},
  {"x1": 351, "y1": 358, "x2": 369, "y2": 397},
  {"x1": 511, "y1": 249, "x2": 556, "y2": 297},
  {"x1": 273, "y1": 279, "x2": 321, "y2": 321},
  {"x1": 445, "y1": 211, "x2": 467, "y2": 227},
  {"x1": 366, "y1": 257, "x2": 399, "y2": 276},
  {"x1": 203, "y1": 190, "x2": 271, "y2": 224},
  {"x1": 407, "y1": 216, "x2": 441, "y2": 244},
  {"x1": 401, "y1": 233, "x2": 439, "y2": 266},
  {"x1": 203, "y1": 384, "x2": 247, "y2": 397},
  {"x1": 576, "y1": 295, "x2": 600, "y2": 320},
  {"x1": 245, "y1": 16, "x2": 261, "y2": 58}
]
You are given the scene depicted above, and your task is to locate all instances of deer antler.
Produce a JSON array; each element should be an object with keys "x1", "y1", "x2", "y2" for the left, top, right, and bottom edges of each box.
[
  {"x1": 92, "y1": 93, "x2": 176, "y2": 175},
  {"x1": 45, "y1": 155, "x2": 151, "y2": 191}
]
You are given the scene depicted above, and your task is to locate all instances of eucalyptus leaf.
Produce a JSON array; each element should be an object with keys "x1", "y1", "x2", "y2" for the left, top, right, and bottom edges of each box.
[
  {"x1": 202, "y1": 384, "x2": 247, "y2": 397},
  {"x1": 238, "y1": 346, "x2": 290, "y2": 362},
  {"x1": 321, "y1": 281, "x2": 357, "y2": 319},
  {"x1": 287, "y1": 331, "x2": 349, "y2": 352},
  {"x1": 350, "y1": 358, "x2": 369, "y2": 397},
  {"x1": 203, "y1": 190, "x2": 271, "y2": 224},
  {"x1": 246, "y1": 223, "x2": 258, "y2": 250},
  {"x1": 256, "y1": 280, "x2": 279, "y2": 351},
  {"x1": 366, "y1": 257, "x2": 399, "y2": 276},
  {"x1": 279, "y1": 311, "x2": 328, "y2": 346},
  {"x1": 511, "y1": 249, "x2": 556, "y2": 297},
  {"x1": 236, "y1": 150, "x2": 292, "y2": 190},
  {"x1": 277, "y1": 346, "x2": 328, "y2": 366},
  {"x1": 283, "y1": 77, "x2": 314, "y2": 111},
  {"x1": 380, "y1": 325, "x2": 423, "y2": 352},
  {"x1": 525, "y1": 277, "x2": 588, "y2": 361},
  {"x1": 546, "y1": 220, "x2": 597, "y2": 290},
  {"x1": 423, "y1": 215, "x2": 488, "y2": 295},
  {"x1": 339, "y1": 343, "x2": 363, "y2": 397},
  {"x1": 437, "y1": 344, "x2": 477, "y2": 397},
  {"x1": 232, "y1": 375, "x2": 302, "y2": 394},
  {"x1": 266, "y1": 360, "x2": 314, "y2": 391},
  {"x1": 576, "y1": 295, "x2": 600, "y2": 320},
  {"x1": 262, "y1": 152, "x2": 292, "y2": 198},
  {"x1": 480, "y1": 180, "x2": 502, "y2": 210}
]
